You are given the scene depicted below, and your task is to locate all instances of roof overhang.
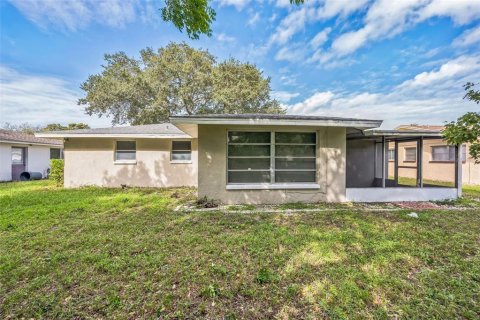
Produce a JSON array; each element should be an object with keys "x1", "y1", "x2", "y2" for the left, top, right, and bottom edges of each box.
[
  {"x1": 34, "y1": 133, "x2": 191, "y2": 139},
  {"x1": 363, "y1": 129, "x2": 443, "y2": 139},
  {"x1": 0, "y1": 139, "x2": 63, "y2": 147},
  {"x1": 170, "y1": 116, "x2": 382, "y2": 129}
]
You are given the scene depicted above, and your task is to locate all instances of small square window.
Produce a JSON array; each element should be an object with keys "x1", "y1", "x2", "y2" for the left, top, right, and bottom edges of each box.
[
  {"x1": 115, "y1": 141, "x2": 136, "y2": 162},
  {"x1": 404, "y1": 147, "x2": 416, "y2": 162},
  {"x1": 171, "y1": 141, "x2": 192, "y2": 162}
]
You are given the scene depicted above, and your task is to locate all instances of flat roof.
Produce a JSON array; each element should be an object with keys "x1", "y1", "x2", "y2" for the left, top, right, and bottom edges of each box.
[
  {"x1": 362, "y1": 129, "x2": 443, "y2": 138},
  {"x1": 170, "y1": 114, "x2": 382, "y2": 129},
  {"x1": 35, "y1": 123, "x2": 191, "y2": 139},
  {"x1": 0, "y1": 129, "x2": 63, "y2": 146}
]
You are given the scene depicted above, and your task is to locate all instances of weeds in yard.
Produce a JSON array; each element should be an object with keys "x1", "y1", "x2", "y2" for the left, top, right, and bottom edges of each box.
[{"x1": 0, "y1": 181, "x2": 479, "y2": 319}]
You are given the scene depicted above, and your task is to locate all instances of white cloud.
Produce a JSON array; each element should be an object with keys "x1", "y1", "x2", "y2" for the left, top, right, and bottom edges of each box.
[
  {"x1": 284, "y1": 54, "x2": 480, "y2": 128},
  {"x1": 9, "y1": 0, "x2": 146, "y2": 32},
  {"x1": 0, "y1": 66, "x2": 111, "y2": 127},
  {"x1": 453, "y1": 25, "x2": 480, "y2": 47},
  {"x1": 310, "y1": 27, "x2": 331, "y2": 49},
  {"x1": 271, "y1": 91, "x2": 300, "y2": 103},
  {"x1": 275, "y1": 44, "x2": 306, "y2": 62},
  {"x1": 317, "y1": 0, "x2": 371, "y2": 19},
  {"x1": 217, "y1": 0, "x2": 250, "y2": 10},
  {"x1": 217, "y1": 33, "x2": 236, "y2": 43},
  {"x1": 247, "y1": 12, "x2": 260, "y2": 26},
  {"x1": 326, "y1": 0, "x2": 480, "y2": 59}
]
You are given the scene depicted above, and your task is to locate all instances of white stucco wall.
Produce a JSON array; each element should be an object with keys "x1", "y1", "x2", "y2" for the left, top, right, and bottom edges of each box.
[
  {"x1": 63, "y1": 138, "x2": 198, "y2": 188},
  {"x1": 0, "y1": 142, "x2": 55, "y2": 181},
  {"x1": 0, "y1": 143, "x2": 11, "y2": 181},
  {"x1": 197, "y1": 124, "x2": 346, "y2": 204}
]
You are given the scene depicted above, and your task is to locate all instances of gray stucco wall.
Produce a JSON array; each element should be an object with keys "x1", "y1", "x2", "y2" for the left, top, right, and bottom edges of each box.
[{"x1": 197, "y1": 124, "x2": 346, "y2": 204}]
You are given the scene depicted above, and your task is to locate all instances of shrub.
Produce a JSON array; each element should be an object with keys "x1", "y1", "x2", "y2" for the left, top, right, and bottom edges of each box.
[
  {"x1": 50, "y1": 159, "x2": 64, "y2": 185},
  {"x1": 196, "y1": 196, "x2": 218, "y2": 208}
]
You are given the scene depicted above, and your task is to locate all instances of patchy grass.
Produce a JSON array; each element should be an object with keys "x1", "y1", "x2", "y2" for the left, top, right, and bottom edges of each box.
[{"x1": 1, "y1": 180, "x2": 480, "y2": 319}]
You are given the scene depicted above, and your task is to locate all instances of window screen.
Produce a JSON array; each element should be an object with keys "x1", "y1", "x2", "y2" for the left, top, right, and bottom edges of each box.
[
  {"x1": 50, "y1": 148, "x2": 63, "y2": 159},
  {"x1": 227, "y1": 131, "x2": 316, "y2": 184},
  {"x1": 404, "y1": 147, "x2": 416, "y2": 162},
  {"x1": 171, "y1": 141, "x2": 192, "y2": 161},
  {"x1": 11, "y1": 147, "x2": 24, "y2": 164},
  {"x1": 432, "y1": 145, "x2": 467, "y2": 162},
  {"x1": 115, "y1": 141, "x2": 136, "y2": 161}
]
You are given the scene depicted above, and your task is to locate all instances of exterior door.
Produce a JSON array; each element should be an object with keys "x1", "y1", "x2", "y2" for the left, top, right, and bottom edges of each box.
[{"x1": 11, "y1": 147, "x2": 26, "y2": 181}]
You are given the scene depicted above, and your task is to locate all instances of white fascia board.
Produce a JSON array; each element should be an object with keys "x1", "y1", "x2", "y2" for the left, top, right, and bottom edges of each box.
[
  {"x1": 0, "y1": 140, "x2": 63, "y2": 147},
  {"x1": 170, "y1": 118, "x2": 382, "y2": 129},
  {"x1": 34, "y1": 133, "x2": 192, "y2": 139},
  {"x1": 363, "y1": 130, "x2": 442, "y2": 137}
]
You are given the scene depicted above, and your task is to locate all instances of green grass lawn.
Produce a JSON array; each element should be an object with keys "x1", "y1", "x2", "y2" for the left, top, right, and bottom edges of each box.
[{"x1": 1, "y1": 181, "x2": 479, "y2": 319}]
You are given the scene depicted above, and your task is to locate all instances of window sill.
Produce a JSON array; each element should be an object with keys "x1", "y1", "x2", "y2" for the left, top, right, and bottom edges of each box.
[
  {"x1": 226, "y1": 183, "x2": 320, "y2": 190},
  {"x1": 170, "y1": 160, "x2": 192, "y2": 164},
  {"x1": 114, "y1": 160, "x2": 137, "y2": 165}
]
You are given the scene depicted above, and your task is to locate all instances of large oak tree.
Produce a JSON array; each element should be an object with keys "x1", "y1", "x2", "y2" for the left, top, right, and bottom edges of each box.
[{"x1": 79, "y1": 43, "x2": 284, "y2": 125}]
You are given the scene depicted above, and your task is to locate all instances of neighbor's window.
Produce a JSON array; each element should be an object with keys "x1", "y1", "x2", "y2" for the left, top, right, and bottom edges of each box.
[
  {"x1": 404, "y1": 147, "x2": 416, "y2": 162},
  {"x1": 115, "y1": 141, "x2": 136, "y2": 162},
  {"x1": 227, "y1": 131, "x2": 316, "y2": 184},
  {"x1": 171, "y1": 141, "x2": 192, "y2": 162},
  {"x1": 388, "y1": 149, "x2": 395, "y2": 161},
  {"x1": 431, "y1": 145, "x2": 466, "y2": 162},
  {"x1": 50, "y1": 148, "x2": 63, "y2": 159},
  {"x1": 11, "y1": 147, "x2": 24, "y2": 164}
]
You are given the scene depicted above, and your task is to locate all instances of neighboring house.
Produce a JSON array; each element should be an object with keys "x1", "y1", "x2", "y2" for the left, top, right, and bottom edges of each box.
[
  {"x1": 387, "y1": 125, "x2": 479, "y2": 185},
  {"x1": 36, "y1": 114, "x2": 467, "y2": 203},
  {"x1": 0, "y1": 130, "x2": 64, "y2": 181}
]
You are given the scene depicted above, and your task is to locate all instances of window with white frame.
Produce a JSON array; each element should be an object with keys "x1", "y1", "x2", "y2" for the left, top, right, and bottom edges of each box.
[
  {"x1": 227, "y1": 131, "x2": 316, "y2": 184},
  {"x1": 171, "y1": 141, "x2": 192, "y2": 162},
  {"x1": 388, "y1": 149, "x2": 395, "y2": 161},
  {"x1": 50, "y1": 148, "x2": 63, "y2": 159},
  {"x1": 404, "y1": 147, "x2": 416, "y2": 162},
  {"x1": 115, "y1": 141, "x2": 136, "y2": 162},
  {"x1": 431, "y1": 145, "x2": 466, "y2": 162}
]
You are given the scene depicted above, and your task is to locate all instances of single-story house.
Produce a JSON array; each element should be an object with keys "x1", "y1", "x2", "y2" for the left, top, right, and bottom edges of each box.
[
  {"x1": 386, "y1": 125, "x2": 479, "y2": 186},
  {"x1": 36, "y1": 114, "x2": 466, "y2": 203},
  {"x1": 0, "y1": 129, "x2": 64, "y2": 181}
]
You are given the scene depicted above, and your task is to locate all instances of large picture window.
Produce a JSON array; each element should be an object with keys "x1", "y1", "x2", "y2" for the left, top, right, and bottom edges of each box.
[{"x1": 227, "y1": 131, "x2": 316, "y2": 184}]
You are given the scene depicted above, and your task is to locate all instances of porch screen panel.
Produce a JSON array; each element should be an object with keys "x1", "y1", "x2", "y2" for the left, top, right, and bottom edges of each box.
[
  {"x1": 275, "y1": 132, "x2": 316, "y2": 183},
  {"x1": 227, "y1": 132, "x2": 271, "y2": 183}
]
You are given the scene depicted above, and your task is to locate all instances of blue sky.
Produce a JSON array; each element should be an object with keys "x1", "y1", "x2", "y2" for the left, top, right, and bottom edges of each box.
[{"x1": 1, "y1": 0, "x2": 479, "y2": 128}]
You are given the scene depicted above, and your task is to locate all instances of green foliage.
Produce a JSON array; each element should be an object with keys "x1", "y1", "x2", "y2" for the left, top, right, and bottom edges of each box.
[
  {"x1": 79, "y1": 43, "x2": 284, "y2": 125},
  {"x1": 255, "y1": 267, "x2": 277, "y2": 284},
  {"x1": 1, "y1": 122, "x2": 43, "y2": 134},
  {"x1": 160, "y1": 0, "x2": 302, "y2": 40},
  {"x1": 161, "y1": 0, "x2": 216, "y2": 40},
  {"x1": 49, "y1": 159, "x2": 64, "y2": 185},
  {"x1": 443, "y1": 83, "x2": 480, "y2": 163},
  {"x1": 43, "y1": 123, "x2": 90, "y2": 131}
]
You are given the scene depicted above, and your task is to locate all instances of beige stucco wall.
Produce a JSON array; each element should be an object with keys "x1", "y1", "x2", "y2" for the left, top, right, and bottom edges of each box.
[
  {"x1": 197, "y1": 124, "x2": 346, "y2": 204},
  {"x1": 64, "y1": 138, "x2": 197, "y2": 188},
  {"x1": 387, "y1": 139, "x2": 479, "y2": 185}
]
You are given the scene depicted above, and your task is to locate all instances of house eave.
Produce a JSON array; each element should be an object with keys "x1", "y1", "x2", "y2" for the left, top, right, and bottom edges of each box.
[
  {"x1": 34, "y1": 133, "x2": 192, "y2": 139},
  {"x1": 170, "y1": 117, "x2": 382, "y2": 129},
  {"x1": 0, "y1": 139, "x2": 63, "y2": 147}
]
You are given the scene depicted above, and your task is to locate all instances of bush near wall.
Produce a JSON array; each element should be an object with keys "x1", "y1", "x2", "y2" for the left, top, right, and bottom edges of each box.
[{"x1": 50, "y1": 159, "x2": 64, "y2": 185}]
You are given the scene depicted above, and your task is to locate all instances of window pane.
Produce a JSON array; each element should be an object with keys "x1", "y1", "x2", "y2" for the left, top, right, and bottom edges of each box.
[
  {"x1": 116, "y1": 141, "x2": 136, "y2": 151},
  {"x1": 115, "y1": 151, "x2": 136, "y2": 160},
  {"x1": 228, "y1": 171, "x2": 270, "y2": 183},
  {"x1": 171, "y1": 151, "x2": 192, "y2": 161},
  {"x1": 228, "y1": 132, "x2": 270, "y2": 143},
  {"x1": 228, "y1": 158, "x2": 270, "y2": 170},
  {"x1": 275, "y1": 158, "x2": 316, "y2": 170},
  {"x1": 275, "y1": 145, "x2": 315, "y2": 157},
  {"x1": 50, "y1": 148, "x2": 61, "y2": 159},
  {"x1": 275, "y1": 171, "x2": 316, "y2": 183},
  {"x1": 275, "y1": 132, "x2": 316, "y2": 144},
  {"x1": 388, "y1": 149, "x2": 395, "y2": 161},
  {"x1": 11, "y1": 148, "x2": 23, "y2": 164},
  {"x1": 228, "y1": 145, "x2": 270, "y2": 157},
  {"x1": 172, "y1": 141, "x2": 191, "y2": 151},
  {"x1": 405, "y1": 148, "x2": 416, "y2": 161},
  {"x1": 432, "y1": 146, "x2": 450, "y2": 161}
]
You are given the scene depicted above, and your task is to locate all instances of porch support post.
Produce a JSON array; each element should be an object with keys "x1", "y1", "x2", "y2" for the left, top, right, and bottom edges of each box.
[
  {"x1": 381, "y1": 136, "x2": 386, "y2": 188},
  {"x1": 455, "y1": 144, "x2": 462, "y2": 197},
  {"x1": 417, "y1": 137, "x2": 423, "y2": 188},
  {"x1": 394, "y1": 140, "x2": 399, "y2": 186}
]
